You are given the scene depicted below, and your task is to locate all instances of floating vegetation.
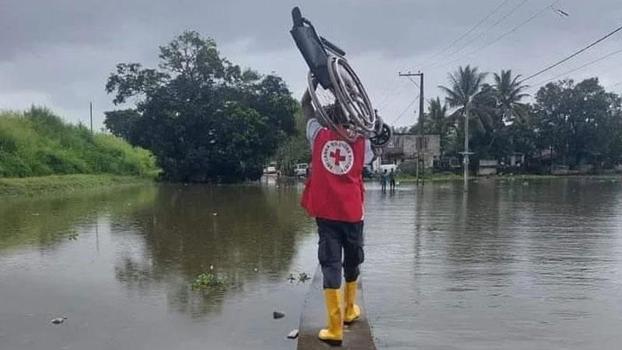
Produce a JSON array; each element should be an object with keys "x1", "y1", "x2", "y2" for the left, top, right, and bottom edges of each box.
[{"x1": 191, "y1": 272, "x2": 226, "y2": 290}]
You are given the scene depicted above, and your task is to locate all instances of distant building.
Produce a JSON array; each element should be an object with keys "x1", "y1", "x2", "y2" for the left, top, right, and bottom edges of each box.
[
  {"x1": 478, "y1": 159, "x2": 498, "y2": 176},
  {"x1": 380, "y1": 133, "x2": 441, "y2": 168}
]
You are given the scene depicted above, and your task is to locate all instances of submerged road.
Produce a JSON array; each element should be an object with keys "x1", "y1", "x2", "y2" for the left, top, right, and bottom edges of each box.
[{"x1": 297, "y1": 267, "x2": 376, "y2": 350}]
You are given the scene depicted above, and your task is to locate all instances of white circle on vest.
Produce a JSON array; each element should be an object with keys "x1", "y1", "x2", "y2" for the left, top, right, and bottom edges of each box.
[{"x1": 321, "y1": 140, "x2": 354, "y2": 175}]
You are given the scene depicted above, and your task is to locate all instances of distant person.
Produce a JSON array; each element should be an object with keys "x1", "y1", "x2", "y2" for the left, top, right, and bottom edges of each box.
[
  {"x1": 380, "y1": 169, "x2": 388, "y2": 192},
  {"x1": 389, "y1": 168, "x2": 396, "y2": 191},
  {"x1": 300, "y1": 90, "x2": 374, "y2": 346}
]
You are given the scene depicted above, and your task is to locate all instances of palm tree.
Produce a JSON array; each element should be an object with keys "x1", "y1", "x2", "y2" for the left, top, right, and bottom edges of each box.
[
  {"x1": 426, "y1": 97, "x2": 448, "y2": 133},
  {"x1": 425, "y1": 97, "x2": 450, "y2": 154},
  {"x1": 439, "y1": 65, "x2": 493, "y2": 178},
  {"x1": 492, "y1": 70, "x2": 529, "y2": 124},
  {"x1": 439, "y1": 65, "x2": 493, "y2": 133}
]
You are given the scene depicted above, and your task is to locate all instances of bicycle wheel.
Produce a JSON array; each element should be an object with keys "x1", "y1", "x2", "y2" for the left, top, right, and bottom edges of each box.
[
  {"x1": 307, "y1": 72, "x2": 358, "y2": 142},
  {"x1": 328, "y1": 56, "x2": 376, "y2": 134}
]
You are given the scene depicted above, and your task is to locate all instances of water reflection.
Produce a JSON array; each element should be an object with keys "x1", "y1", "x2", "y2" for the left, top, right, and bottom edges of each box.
[
  {"x1": 111, "y1": 184, "x2": 313, "y2": 317},
  {"x1": 0, "y1": 186, "x2": 157, "y2": 251},
  {"x1": 0, "y1": 183, "x2": 316, "y2": 350},
  {"x1": 2, "y1": 179, "x2": 621, "y2": 349},
  {"x1": 364, "y1": 179, "x2": 622, "y2": 349}
]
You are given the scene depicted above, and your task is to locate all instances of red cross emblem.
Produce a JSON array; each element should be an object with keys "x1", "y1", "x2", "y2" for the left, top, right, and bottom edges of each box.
[
  {"x1": 321, "y1": 140, "x2": 354, "y2": 175},
  {"x1": 330, "y1": 149, "x2": 346, "y2": 166}
]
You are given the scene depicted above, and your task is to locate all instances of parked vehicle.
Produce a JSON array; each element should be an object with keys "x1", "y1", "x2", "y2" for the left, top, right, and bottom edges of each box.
[
  {"x1": 294, "y1": 163, "x2": 309, "y2": 176},
  {"x1": 263, "y1": 162, "x2": 278, "y2": 174}
]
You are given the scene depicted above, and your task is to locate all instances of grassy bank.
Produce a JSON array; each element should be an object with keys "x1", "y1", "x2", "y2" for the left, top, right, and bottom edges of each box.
[
  {"x1": 0, "y1": 174, "x2": 154, "y2": 197},
  {"x1": 0, "y1": 107, "x2": 157, "y2": 178}
]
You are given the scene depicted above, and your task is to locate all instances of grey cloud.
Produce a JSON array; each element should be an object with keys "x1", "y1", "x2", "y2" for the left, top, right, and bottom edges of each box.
[{"x1": 1, "y1": 0, "x2": 622, "y2": 128}]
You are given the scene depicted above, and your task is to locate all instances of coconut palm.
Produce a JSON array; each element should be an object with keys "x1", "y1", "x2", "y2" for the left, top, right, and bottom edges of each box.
[
  {"x1": 425, "y1": 97, "x2": 450, "y2": 154},
  {"x1": 439, "y1": 65, "x2": 493, "y2": 133},
  {"x1": 493, "y1": 70, "x2": 529, "y2": 124},
  {"x1": 426, "y1": 97, "x2": 448, "y2": 134}
]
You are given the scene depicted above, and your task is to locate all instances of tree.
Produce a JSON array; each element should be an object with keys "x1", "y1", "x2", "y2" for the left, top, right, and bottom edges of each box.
[
  {"x1": 439, "y1": 65, "x2": 497, "y2": 160},
  {"x1": 490, "y1": 70, "x2": 532, "y2": 162},
  {"x1": 104, "y1": 109, "x2": 141, "y2": 142},
  {"x1": 533, "y1": 78, "x2": 622, "y2": 167},
  {"x1": 105, "y1": 31, "x2": 297, "y2": 182},
  {"x1": 492, "y1": 70, "x2": 529, "y2": 124},
  {"x1": 424, "y1": 97, "x2": 452, "y2": 155},
  {"x1": 274, "y1": 109, "x2": 310, "y2": 175}
]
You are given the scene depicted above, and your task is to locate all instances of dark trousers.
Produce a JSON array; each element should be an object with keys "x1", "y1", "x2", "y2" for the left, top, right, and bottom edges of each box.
[{"x1": 316, "y1": 218, "x2": 365, "y2": 289}]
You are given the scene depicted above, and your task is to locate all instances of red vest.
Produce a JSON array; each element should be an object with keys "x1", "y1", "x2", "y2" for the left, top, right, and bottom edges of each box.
[{"x1": 301, "y1": 128, "x2": 365, "y2": 223}]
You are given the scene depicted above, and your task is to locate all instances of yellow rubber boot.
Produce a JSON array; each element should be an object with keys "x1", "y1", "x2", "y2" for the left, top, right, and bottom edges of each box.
[
  {"x1": 318, "y1": 289, "x2": 343, "y2": 345},
  {"x1": 344, "y1": 281, "x2": 361, "y2": 324}
]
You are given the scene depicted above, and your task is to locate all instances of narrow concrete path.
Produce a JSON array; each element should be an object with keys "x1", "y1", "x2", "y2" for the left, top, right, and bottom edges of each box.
[{"x1": 297, "y1": 266, "x2": 376, "y2": 350}]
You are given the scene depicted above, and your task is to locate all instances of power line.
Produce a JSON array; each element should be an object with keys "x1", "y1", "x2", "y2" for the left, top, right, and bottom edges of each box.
[
  {"x1": 606, "y1": 81, "x2": 622, "y2": 90},
  {"x1": 521, "y1": 24, "x2": 622, "y2": 83},
  {"x1": 431, "y1": 0, "x2": 558, "y2": 71},
  {"x1": 428, "y1": 0, "x2": 530, "y2": 69},
  {"x1": 475, "y1": 0, "x2": 559, "y2": 56},
  {"x1": 422, "y1": 0, "x2": 513, "y2": 66},
  {"x1": 375, "y1": 79, "x2": 410, "y2": 111},
  {"x1": 392, "y1": 95, "x2": 419, "y2": 125},
  {"x1": 530, "y1": 47, "x2": 622, "y2": 87},
  {"x1": 407, "y1": 76, "x2": 419, "y2": 88}
]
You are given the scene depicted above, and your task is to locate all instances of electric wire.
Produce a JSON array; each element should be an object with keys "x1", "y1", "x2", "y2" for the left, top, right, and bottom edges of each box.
[
  {"x1": 421, "y1": 0, "x2": 513, "y2": 66},
  {"x1": 431, "y1": 0, "x2": 558, "y2": 71},
  {"x1": 427, "y1": 0, "x2": 530, "y2": 69},
  {"x1": 521, "y1": 24, "x2": 622, "y2": 83},
  {"x1": 529, "y1": 47, "x2": 622, "y2": 88},
  {"x1": 392, "y1": 95, "x2": 420, "y2": 125}
]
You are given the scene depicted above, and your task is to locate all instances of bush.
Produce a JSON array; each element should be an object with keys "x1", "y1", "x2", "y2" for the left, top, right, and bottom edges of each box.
[{"x1": 0, "y1": 107, "x2": 157, "y2": 177}]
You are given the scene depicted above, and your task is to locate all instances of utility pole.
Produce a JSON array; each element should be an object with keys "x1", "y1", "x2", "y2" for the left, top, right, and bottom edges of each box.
[
  {"x1": 89, "y1": 102, "x2": 93, "y2": 134},
  {"x1": 461, "y1": 99, "x2": 473, "y2": 192},
  {"x1": 398, "y1": 71, "x2": 424, "y2": 185}
]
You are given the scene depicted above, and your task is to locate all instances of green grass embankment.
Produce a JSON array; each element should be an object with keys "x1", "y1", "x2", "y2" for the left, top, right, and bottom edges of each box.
[
  {"x1": 0, "y1": 107, "x2": 157, "y2": 178},
  {"x1": 0, "y1": 174, "x2": 153, "y2": 197},
  {"x1": 0, "y1": 107, "x2": 159, "y2": 196}
]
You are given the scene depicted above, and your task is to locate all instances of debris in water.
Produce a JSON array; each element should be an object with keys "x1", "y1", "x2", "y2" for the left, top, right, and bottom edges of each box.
[
  {"x1": 273, "y1": 311, "x2": 285, "y2": 319},
  {"x1": 253, "y1": 268, "x2": 258, "y2": 272},
  {"x1": 212, "y1": 212, "x2": 218, "y2": 216},
  {"x1": 287, "y1": 329, "x2": 299, "y2": 339},
  {"x1": 287, "y1": 274, "x2": 296, "y2": 283},
  {"x1": 298, "y1": 272, "x2": 310, "y2": 283},
  {"x1": 50, "y1": 317, "x2": 67, "y2": 325}
]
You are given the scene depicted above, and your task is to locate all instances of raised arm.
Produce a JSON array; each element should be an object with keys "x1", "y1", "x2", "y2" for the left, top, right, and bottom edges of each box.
[{"x1": 301, "y1": 89, "x2": 315, "y2": 124}]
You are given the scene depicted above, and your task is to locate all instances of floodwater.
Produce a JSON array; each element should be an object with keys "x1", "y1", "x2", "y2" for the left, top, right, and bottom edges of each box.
[{"x1": 1, "y1": 178, "x2": 621, "y2": 349}]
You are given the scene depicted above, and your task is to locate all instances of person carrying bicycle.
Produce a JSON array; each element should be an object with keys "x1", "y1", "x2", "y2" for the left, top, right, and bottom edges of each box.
[{"x1": 300, "y1": 90, "x2": 374, "y2": 346}]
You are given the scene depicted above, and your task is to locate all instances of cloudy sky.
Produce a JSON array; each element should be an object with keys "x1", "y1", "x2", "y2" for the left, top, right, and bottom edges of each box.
[{"x1": 1, "y1": 0, "x2": 622, "y2": 129}]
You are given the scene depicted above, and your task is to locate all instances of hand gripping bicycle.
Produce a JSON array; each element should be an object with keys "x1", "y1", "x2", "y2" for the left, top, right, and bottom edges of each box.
[{"x1": 290, "y1": 7, "x2": 391, "y2": 146}]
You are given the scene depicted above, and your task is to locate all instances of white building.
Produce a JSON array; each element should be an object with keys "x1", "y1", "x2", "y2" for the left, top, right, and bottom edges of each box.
[{"x1": 381, "y1": 133, "x2": 441, "y2": 168}]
